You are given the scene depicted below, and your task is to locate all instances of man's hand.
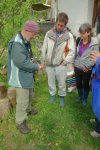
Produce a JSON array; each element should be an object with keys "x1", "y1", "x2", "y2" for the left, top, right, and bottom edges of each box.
[
  {"x1": 38, "y1": 64, "x2": 45, "y2": 70},
  {"x1": 90, "y1": 51, "x2": 100, "y2": 63},
  {"x1": 60, "y1": 60, "x2": 66, "y2": 66}
]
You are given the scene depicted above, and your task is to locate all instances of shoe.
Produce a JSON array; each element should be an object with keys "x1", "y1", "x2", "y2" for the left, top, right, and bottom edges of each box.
[
  {"x1": 48, "y1": 95, "x2": 55, "y2": 103},
  {"x1": 82, "y1": 90, "x2": 89, "y2": 107},
  {"x1": 90, "y1": 131, "x2": 100, "y2": 138},
  {"x1": 59, "y1": 96, "x2": 64, "y2": 107},
  {"x1": 28, "y1": 108, "x2": 38, "y2": 115},
  {"x1": 82, "y1": 100, "x2": 87, "y2": 107},
  {"x1": 75, "y1": 96, "x2": 82, "y2": 102},
  {"x1": 90, "y1": 118, "x2": 95, "y2": 123},
  {"x1": 16, "y1": 121, "x2": 31, "y2": 134},
  {"x1": 77, "y1": 88, "x2": 83, "y2": 102}
]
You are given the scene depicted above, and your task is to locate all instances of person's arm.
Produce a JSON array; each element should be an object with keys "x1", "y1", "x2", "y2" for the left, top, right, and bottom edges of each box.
[
  {"x1": 91, "y1": 50, "x2": 100, "y2": 64},
  {"x1": 11, "y1": 42, "x2": 39, "y2": 72},
  {"x1": 41, "y1": 33, "x2": 48, "y2": 64},
  {"x1": 81, "y1": 45, "x2": 99, "y2": 72},
  {"x1": 84, "y1": 45, "x2": 99, "y2": 69}
]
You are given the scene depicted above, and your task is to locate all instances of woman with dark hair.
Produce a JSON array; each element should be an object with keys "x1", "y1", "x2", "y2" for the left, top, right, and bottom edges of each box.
[{"x1": 74, "y1": 23, "x2": 99, "y2": 107}]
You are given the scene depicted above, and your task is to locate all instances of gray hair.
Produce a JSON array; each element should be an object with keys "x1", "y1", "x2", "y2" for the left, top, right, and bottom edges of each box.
[
  {"x1": 79, "y1": 23, "x2": 93, "y2": 39},
  {"x1": 79, "y1": 23, "x2": 92, "y2": 33}
]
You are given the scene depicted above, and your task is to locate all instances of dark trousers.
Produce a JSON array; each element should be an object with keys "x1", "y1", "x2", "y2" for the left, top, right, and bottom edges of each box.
[
  {"x1": 75, "y1": 68, "x2": 92, "y2": 91},
  {"x1": 95, "y1": 118, "x2": 100, "y2": 133}
]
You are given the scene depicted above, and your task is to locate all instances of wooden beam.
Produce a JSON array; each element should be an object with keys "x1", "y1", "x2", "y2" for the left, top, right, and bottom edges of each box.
[{"x1": 92, "y1": 0, "x2": 100, "y2": 26}]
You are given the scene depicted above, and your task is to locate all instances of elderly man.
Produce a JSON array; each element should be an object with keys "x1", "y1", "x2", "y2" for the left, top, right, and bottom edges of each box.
[
  {"x1": 41, "y1": 12, "x2": 75, "y2": 107},
  {"x1": 8, "y1": 20, "x2": 44, "y2": 134}
]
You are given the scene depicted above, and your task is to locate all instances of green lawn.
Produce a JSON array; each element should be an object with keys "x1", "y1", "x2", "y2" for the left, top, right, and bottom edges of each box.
[{"x1": 0, "y1": 73, "x2": 100, "y2": 150}]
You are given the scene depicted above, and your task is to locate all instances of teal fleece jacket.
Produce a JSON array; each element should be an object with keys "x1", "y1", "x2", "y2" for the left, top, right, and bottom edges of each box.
[{"x1": 8, "y1": 33, "x2": 39, "y2": 88}]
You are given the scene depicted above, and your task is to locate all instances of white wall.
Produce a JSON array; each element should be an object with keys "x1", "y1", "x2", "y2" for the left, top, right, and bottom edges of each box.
[{"x1": 56, "y1": 0, "x2": 94, "y2": 36}]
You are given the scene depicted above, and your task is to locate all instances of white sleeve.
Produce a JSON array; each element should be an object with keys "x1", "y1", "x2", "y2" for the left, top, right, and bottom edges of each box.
[
  {"x1": 41, "y1": 33, "x2": 48, "y2": 63},
  {"x1": 64, "y1": 32, "x2": 75, "y2": 63}
]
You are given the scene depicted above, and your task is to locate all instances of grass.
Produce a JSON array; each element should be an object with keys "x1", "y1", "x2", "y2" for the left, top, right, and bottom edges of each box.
[{"x1": 0, "y1": 73, "x2": 100, "y2": 150}]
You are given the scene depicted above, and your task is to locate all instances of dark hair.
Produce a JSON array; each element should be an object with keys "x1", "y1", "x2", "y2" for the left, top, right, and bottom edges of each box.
[{"x1": 56, "y1": 12, "x2": 69, "y2": 25}]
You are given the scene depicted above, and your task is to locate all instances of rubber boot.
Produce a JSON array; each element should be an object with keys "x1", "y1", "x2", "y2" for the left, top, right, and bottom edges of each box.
[
  {"x1": 76, "y1": 88, "x2": 83, "y2": 102},
  {"x1": 82, "y1": 90, "x2": 89, "y2": 107},
  {"x1": 59, "y1": 96, "x2": 64, "y2": 107},
  {"x1": 48, "y1": 95, "x2": 55, "y2": 103}
]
